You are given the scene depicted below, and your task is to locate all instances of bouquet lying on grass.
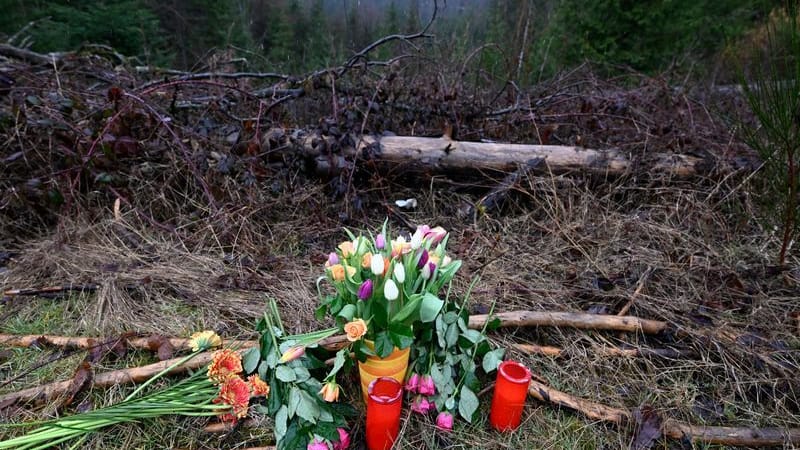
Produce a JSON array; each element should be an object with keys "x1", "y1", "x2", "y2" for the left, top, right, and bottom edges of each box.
[{"x1": 0, "y1": 222, "x2": 504, "y2": 449}]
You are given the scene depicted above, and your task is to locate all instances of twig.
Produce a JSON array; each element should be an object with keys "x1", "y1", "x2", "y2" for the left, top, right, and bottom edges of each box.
[
  {"x1": 468, "y1": 310, "x2": 668, "y2": 334},
  {"x1": 512, "y1": 343, "x2": 693, "y2": 359},
  {"x1": 617, "y1": 267, "x2": 653, "y2": 316},
  {"x1": 527, "y1": 379, "x2": 800, "y2": 446},
  {"x1": 3, "y1": 284, "x2": 98, "y2": 297}
]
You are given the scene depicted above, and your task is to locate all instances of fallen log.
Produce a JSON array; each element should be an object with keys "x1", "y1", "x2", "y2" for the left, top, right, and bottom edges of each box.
[
  {"x1": 512, "y1": 343, "x2": 693, "y2": 359},
  {"x1": 0, "y1": 310, "x2": 667, "y2": 354},
  {"x1": 528, "y1": 379, "x2": 800, "y2": 446},
  {"x1": 468, "y1": 310, "x2": 667, "y2": 334},
  {"x1": 275, "y1": 129, "x2": 728, "y2": 178}
]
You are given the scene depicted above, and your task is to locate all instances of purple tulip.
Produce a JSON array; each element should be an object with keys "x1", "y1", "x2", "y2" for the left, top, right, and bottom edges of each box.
[
  {"x1": 327, "y1": 252, "x2": 339, "y2": 266},
  {"x1": 418, "y1": 375, "x2": 435, "y2": 395},
  {"x1": 375, "y1": 233, "x2": 386, "y2": 250},
  {"x1": 358, "y1": 279, "x2": 373, "y2": 300},
  {"x1": 417, "y1": 249, "x2": 429, "y2": 269}
]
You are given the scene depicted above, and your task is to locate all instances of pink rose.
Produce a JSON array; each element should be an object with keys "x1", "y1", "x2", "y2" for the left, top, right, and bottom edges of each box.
[
  {"x1": 333, "y1": 428, "x2": 350, "y2": 450},
  {"x1": 405, "y1": 373, "x2": 420, "y2": 393},
  {"x1": 436, "y1": 411, "x2": 454, "y2": 431},
  {"x1": 418, "y1": 375, "x2": 435, "y2": 395},
  {"x1": 411, "y1": 395, "x2": 433, "y2": 415}
]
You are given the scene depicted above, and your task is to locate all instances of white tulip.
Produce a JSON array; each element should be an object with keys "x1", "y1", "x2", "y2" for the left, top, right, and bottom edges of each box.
[
  {"x1": 384, "y1": 279, "x2": 399, "y2": 301},
  {"x1": 393, "y1": 263, "x2": 406, "y2": 283},
  {"x1": 370, "y1": 254, "x2": 384, "y2": 275}
]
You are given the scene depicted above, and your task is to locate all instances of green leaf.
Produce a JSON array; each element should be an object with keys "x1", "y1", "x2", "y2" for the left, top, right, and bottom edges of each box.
[
  {"x1": 276, "y1": 365, "x2": 297, "y2": 382},
  {"x1": 487, "y1": 316, "x2": 502, "y2": 331},
  {"x1": 443, "y1": 311, "x2": 459, "y2": 324},
  {"x1": 458, "y1": 385, "x2": 480, "y2": 423},
  {"x1": 420, "y1": 293, "x2": 444, "y2": 322},
  {"x1": 445, "y1": 396, "x2": 456, "y2": 410},
  {"x1": 275, "y1": 405, "x2": 288, "y2": 442},
  {"x1": 242, "y1": 348, "x2": 260, "y2": 374},
  {"x1": 391, "y1": 293, "x2": 422, "y2": 323},
  {"x1": 258, "y1": 361, "x2": 268, "y2": 380},
  {"x1": 292, "y1": 365, "x2": 311, "y2": 383},
  {"x1": 315, "y1": 304, "x2": 328, "y2": 321},
  {"x1": 288, "y1": 386, "x2": 301, "y2": 418},
  {"x1": 482, "y1": 348, "x2": 505, "y2": 373},
  {"x1": 445, "y1": 323, "x2": 459, "y2": 348},
  {"x1": 435, "y1": 314, "x2": 447, "y2": 348},
  {"x1": 296, "y1": 389, "x2": 320, "y2": 424},
  {"x1": 462, "y1": 329, "x2": 483, "y2": 344},
  {"x1": 330, "y1": 349, "x2": 347, "y2": 376},
  {"x1": 374, "y1": 331, "x2": 394, "y2": 358},
  {"x1": 337, "y1": 304, "x2": 356, "y2": 322},
  {"x1": 388, "y1": 322, "x2": 414, "y2": 349}
]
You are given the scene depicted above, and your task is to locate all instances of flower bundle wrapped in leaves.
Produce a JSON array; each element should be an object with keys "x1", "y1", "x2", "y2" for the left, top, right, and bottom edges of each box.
[
  {"x1": 316, "y1": 221, "x2": 462, "y2": 361},
  {"x1": 0, "y1": 331, "x2": 261, "y2": 450}
]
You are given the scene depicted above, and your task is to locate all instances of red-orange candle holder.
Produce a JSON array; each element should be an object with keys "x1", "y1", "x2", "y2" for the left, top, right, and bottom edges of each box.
[
  {"x1": 489, "y1": 360, "x2": 531, "y2": 431},
  {"x1": 366, "y1": 376, "x2": 403, "y2": 450}
]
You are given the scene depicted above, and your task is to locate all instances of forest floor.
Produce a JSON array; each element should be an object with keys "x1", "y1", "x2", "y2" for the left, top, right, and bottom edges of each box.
[{"x1": 0, "y1": 46, "x2": 798, "y2": 449}]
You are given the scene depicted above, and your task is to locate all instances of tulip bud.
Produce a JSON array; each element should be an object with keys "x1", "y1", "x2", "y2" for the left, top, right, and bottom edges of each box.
[
  {"x1": 334, "y1": 428, "x2": 350, "y2": 450},
  {"x1": 319, "y1": 381, "x2": 340, "y2": 402},
  {"x1": 411, "y1": 395, "x2": 433, "y2": 414},
  {"x1": 375, "y1": 233, "x2": 386, "y2": 250},
  {"x1": 418, "y1": 374, "x2": 435, "y2": 395},
  {"x1": 384, "y1": 279, "x2": 399, "y2": 301},
  {"x1": 425, "y1": 226, "x2": 447, "y2": 245},
  {"x1": 436, "y1": 411, "x2": 454, "y2": 431},
  {"x1": 327, "y1": 252, "x2": 339, "y2": 267},
  {"x1": 421, "y1": 261, "x2": 434, "y2": 280},
  {"x1": 358, "y1": 279, "x2": 373, "y2": 300},
  {"x1": 410, "y1": 228, "x2": 424, "y2": 250},
  {"x1": 405, "y1": 373, "x2": 420, "y2": 393},
  {"x1": 417, "y1": 249, "x2": 429, "y2": 269},
  {"x1": 370, "y1": 254, "x2": 384, "y2": 276},
  {"x1": 393, "y1": 263, "x2": 406, "y2": 283},
  {"x1": 279, "y1": 346, "x2": 305, "y2": 363}
]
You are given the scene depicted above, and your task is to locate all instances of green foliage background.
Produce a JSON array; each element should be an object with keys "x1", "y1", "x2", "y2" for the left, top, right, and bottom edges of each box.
[{"x1": 0, "y1": 0, "x2": 782, "y2": 76}]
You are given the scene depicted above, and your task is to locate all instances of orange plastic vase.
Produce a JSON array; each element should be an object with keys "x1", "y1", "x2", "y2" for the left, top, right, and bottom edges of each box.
[{"x1": 358, "y1": 340, "x2": 410, "y2": 402}]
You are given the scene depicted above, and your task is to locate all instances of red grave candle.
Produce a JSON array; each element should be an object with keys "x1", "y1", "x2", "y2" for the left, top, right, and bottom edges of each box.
[
  {"x1": 489, "y1": 360, "x2": 531, "y2": 431},
  {"x1": 366, "y1": 377, "x2": 403, "y2": 450}
]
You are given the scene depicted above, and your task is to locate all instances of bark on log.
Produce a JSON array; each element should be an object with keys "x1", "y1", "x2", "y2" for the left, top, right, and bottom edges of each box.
[
  {"x1": 528, "y1": 380, "x2": 800, "y2": 446},
  {"x1": 468, "y1": 311, "x2": 667, "y2": 334},
  {"x1": 277, "y1": 129, "x2": 725, "y2": 178}
]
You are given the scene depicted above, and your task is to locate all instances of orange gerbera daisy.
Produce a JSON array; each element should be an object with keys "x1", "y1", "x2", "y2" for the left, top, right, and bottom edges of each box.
[
  {"x1": 248, "y1": 374, "x2": 270, "y2": 397},
  {"x1": 208, "y1": 349, "x2": 243, "y2": 384},
  {"x1": 214, "y1": 376, "x2": 251, "y2": 421}
]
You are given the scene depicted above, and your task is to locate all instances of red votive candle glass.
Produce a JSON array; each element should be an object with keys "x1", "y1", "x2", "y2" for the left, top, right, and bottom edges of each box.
[
  {"x1": 490, "y1": 360, "x2": 531, "y2": 431},
  {"x1": 366, "y1": 376, "x2": 403, "y2": 450}
]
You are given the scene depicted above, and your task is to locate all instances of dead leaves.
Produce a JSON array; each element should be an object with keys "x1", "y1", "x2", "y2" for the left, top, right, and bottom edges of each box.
[{"x1": 631, "y1": 405, "x2": 663, "y2": 450}]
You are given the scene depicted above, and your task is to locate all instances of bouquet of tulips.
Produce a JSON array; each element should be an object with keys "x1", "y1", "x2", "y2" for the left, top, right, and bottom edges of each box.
[{"x1": 316, "y1": 221, "x2": 462, "y2": 362}]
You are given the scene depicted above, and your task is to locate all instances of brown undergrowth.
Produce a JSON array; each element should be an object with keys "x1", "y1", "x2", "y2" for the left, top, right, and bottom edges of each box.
[{"x1": 0, "y1": 48, "x2": 798, "y2": 449}]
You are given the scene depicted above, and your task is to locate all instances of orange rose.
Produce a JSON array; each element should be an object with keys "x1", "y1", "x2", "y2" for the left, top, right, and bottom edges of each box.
[
  {"x1": 329, "y1": 264, "x2": 345, "y2": 281},
  {"x1": 344, "y1": 318, "x2": 368, "y2": 342},
  {"x1": 319, "y1": 381, "x2": 340, "y2": 402},
  {"x1": 361, "y1": 252, "x2": 372, "y2": 269}
]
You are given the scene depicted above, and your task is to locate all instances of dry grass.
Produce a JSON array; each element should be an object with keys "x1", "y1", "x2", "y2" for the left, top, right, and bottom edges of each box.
[{"x1": 2, "y1": 166, "x2": 799, "y2": 449}]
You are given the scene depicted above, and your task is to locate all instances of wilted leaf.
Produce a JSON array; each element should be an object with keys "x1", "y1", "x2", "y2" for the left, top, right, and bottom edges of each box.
[
  {"x1": 631, "y1": 405, "x2": 663, "y2": 450},
  {"x1": 146, "y1": 335, "x2": 174, "y2": 361},
  {"x1": 63, "y1": 361, "x2": 94, "y2": 408}
]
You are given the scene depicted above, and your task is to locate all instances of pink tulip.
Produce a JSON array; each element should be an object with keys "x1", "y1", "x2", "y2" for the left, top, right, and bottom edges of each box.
[
  {"x1": 307, "y1": 437, "x2": 330, "y2": 450},
  {"x1": 418, "y1": 375, "x2": 435, "y2": 395},
  {"x1": 333, "y1": 428, "x2": 350, "y2": 450},
  {"x1": 279, "y1": 346, "x2": 305, "y2": 363},
  {"x1": 436, "y1": 411, "x2": 454, "y2": 431},
  {"x1": 405, "y1": 373, "x2": 420, "y2": 393},
  {"x1": 425, "y1": 226, "x2": 447, "y2": 245},
  {"x1": 375, "y1": 233, "x2": 386, "y2": 250},
  {"x1": 411, "y1": 395, "x2": 433, "y2": 414},
  {"x1": 327, "y1": 252, "x2": 339, "y2": 266}
]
